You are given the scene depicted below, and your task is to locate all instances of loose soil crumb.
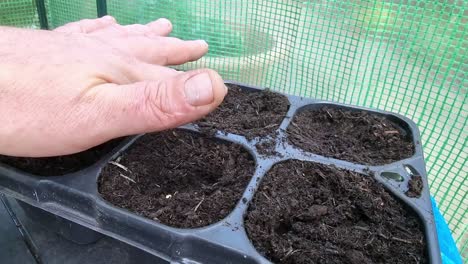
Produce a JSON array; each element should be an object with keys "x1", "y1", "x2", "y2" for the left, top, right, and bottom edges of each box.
[
  {"x1": 197, "y1": 84, "x2": 290, "y2": 139},
  {"x1": 98, "y1": 129, "x2": 255, "y2": 228},
  {"x1": 287, "y1": 107, "x2": 415, "y2": 165},
  {"x1": 256, "y1": 139, "x2": 280, "y2": 157},
  {"x1": 245, "y1": 160, "x2": 426, "y2": 264},
  {"x1": 406, "y1": 175, "x2": 423, "y2": 198},
  {"x1": 0, "y1": 139, "x2": 122, "y2": 176}
]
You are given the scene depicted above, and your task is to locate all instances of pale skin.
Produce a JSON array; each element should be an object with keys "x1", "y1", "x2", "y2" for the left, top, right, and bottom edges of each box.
[{"x1": 0, "y1": 16, "x2": 227, "y2": 157}]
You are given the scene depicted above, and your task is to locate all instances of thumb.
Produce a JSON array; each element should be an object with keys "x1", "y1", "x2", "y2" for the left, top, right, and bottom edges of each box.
[{"x1": 93, "y1": 69, "x2": 227, "y2": 139}]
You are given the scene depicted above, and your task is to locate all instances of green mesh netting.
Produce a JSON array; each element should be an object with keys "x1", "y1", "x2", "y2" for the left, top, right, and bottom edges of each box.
[
  {"x1": 1, "y1": 0, "x2": 467, "y2": 258},
  {"x1": 0, "y1": 0, "x2": 39, "y2": 28},
  {"x1": 45, "y1": 0, "x2": 97, "y2": 28}
]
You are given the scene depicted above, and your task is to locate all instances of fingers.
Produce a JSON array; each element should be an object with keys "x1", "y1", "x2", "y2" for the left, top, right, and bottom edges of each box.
[
  {"x1": 55, "y1": 17, "x2": 204, "y2": 66},
  {"x1": 91, "y1": 69, "x2": 227, "y2": 138},
  {"x1": 145, "y1": 18, "x2": 173, "y2": 36},
  {"x1": 109, "y1": 36, "x2": 208, "y2": 65},
  {"x1": 54, "y1": 16, "x2": 116, "y2": 33},
  {"x1": 90, "y1": 18, "x2": 173, "y2": 37},
  {"x1": 134, "y1": 18, "x2": 173, "y2": 37},
  {"x1": 54, "y1": 17, "x2": 172, "y2": 37}
]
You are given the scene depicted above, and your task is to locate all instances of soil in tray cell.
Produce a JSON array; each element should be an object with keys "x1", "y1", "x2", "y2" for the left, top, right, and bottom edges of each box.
[
  {"x1": 98, "y1": 129, "x2": 255, "y2": 228},
  {"x1": 245, "y1": 160, "x2": 426, "y2": 264},
  {"x1": 406, "y1": 175, "x2": 423, "y2": 198},
  {"x1": 287, "y1": 106, "x2": 414, "y2": 165},
  {"x1": 197, "y1": 84, "x2": 290, "y2": 139},
  {"x1": 0, "y1": 139, "x2": 122, "y2": 176}
]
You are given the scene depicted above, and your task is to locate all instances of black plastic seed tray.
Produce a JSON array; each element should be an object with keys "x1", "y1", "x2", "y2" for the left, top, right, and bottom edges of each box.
[{"x1": 0, "y1": 81, "x2": 441, "y2": 264}]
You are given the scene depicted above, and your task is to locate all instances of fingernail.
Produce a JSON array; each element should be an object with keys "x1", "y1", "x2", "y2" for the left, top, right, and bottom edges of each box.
[
  {"x1": 185, "y1": 73, "x2": 214, "y2": 106},
  {"x1": 155, "y1": 18, "x2": 171, "y2": 26},
  {"x1": 196, "y1": 40, "x2": 208, "y2": 47},
  {"x1": 102, "y1": 15, "x2": 115, "y2": 22}
]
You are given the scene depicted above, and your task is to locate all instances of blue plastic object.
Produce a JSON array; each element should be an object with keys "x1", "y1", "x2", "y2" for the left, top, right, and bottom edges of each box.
[{"x1": 432, "y1": 197, "x2": 463, "y2": 264}]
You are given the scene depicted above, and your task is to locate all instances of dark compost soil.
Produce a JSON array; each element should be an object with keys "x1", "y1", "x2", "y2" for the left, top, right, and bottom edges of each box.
[
  {"x1": 245, "y1": 160, "x2": 426, "y2": 264},
  {"x1": 256, "y1": 138, "x2": 281, "y2": 157},
  {"x1": 98, "y1": 129, "x2": 255, "y2": 228},
  {"x1": 0, "y1": 139, "x2": 122, "y2": 176},
  {"x1": 406, "y1": 175, "x2": 423, "y2": 198},
  {"x1": 287, "y1": 107, "x2": 414, "y2": 165},
  {"x1": 197, "y1": 84, "x2": 290, "y2": 139}
]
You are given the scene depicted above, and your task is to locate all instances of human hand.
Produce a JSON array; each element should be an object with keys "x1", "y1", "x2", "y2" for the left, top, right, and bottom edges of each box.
[{"x1": 0, "y1": 16, "x2": 227, "y2": 157}]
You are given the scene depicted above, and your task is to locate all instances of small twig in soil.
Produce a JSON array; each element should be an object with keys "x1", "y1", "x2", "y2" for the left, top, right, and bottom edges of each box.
[
  {"x1": 162, "y1": 139, "x2": 170, "y2": 148},
  {"x1": 177, "y1": 138, "x2": 192, "y2": 147},
  {"x1": 290, "y1": 122, "x2": 301, "y2": 129},
  {"x1": 263, "y1": 123, "x2": 279, "y2": 129},
  {"x1": 190, "y1": 136, "x2": 195, "y2": 148},
  {"x1": 275, "y1": 197, "x2": 283, "y2": 207},
  {"x1": 317, "y1": 170, "x2": 326, "y2": 180},
  {"x1": 172, "y1": 161, "x2": 184, "y2": 170},
  {"x1": 410, "y1": 254, "x2": 420, "y2": 264},
  {"x1": 364, "y1": 235, "x2": 375, "y2": 246},
  {"x1": 118, "y1": 173, "x2": 136, "y2": 183},
  {"x1": 254, "y1": 101, "x2": 260, "y2": 115},
  {"x1": 325, "y1": 248, "x2": 340, "y2": 255},
  {"x1": 109, "y1": 161, "x2": 130, "y2": 172},
  {"x1": 262, "y1": 192, "x2": 271, "y2": 201},
  {"x1": 378, "y1": 232, "x2": 388, "y2": 239},
  {"x1": 378, "y1": 233, "x2": 413, "y2": 244},
  {"x1": 384, "y1": 130, "x2": 399, "y2": 135},
  {"x1": 194, "y1": 196, "x2": 205, "y2": 212},
  {"x1": 353, "y1": 226, "x2": 369, "y2": 232},
  {"x1": 390, "y1": 237, "x2": 413, "y2": 244},
  {"x1": 326, "y1": 110, "x2": 333, "y2": 118},
  {"x1": 283, "y1": 249, "x2": 301, "y2": 260},
  {"x1": 395, "y1": 224, "x2": 411, "y2": 234}
]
